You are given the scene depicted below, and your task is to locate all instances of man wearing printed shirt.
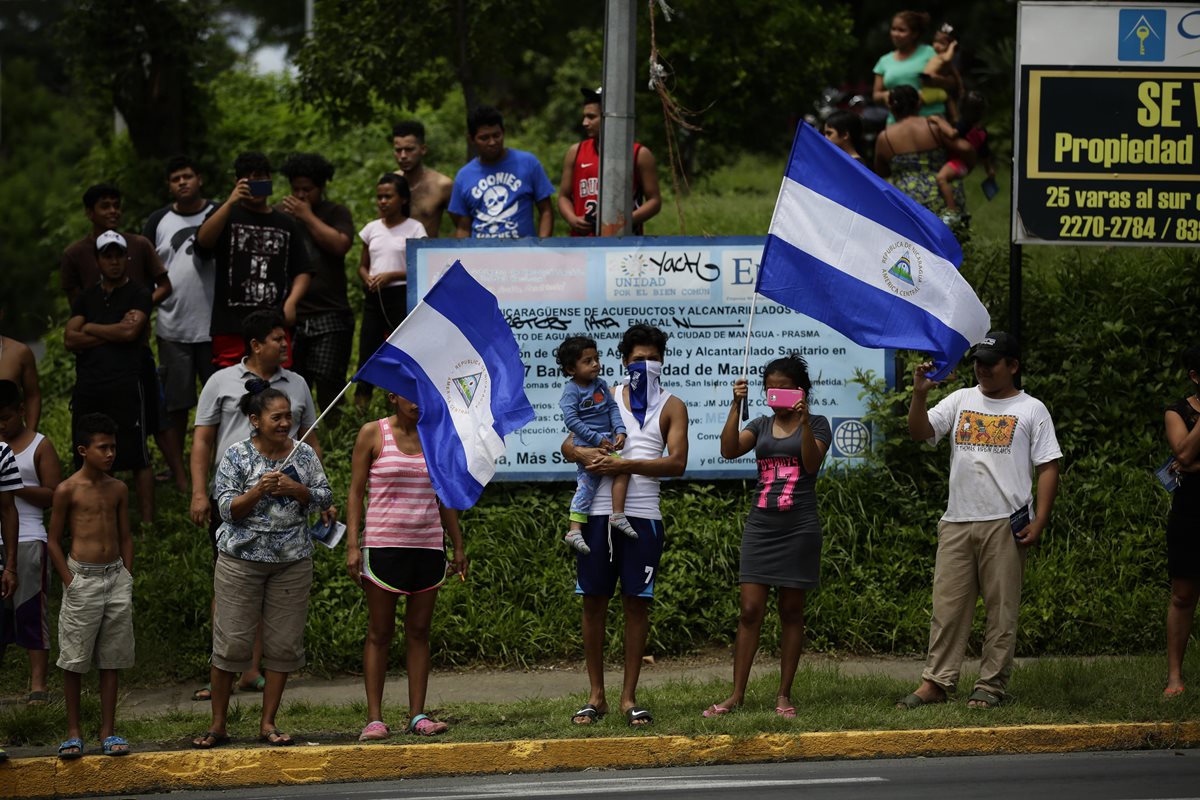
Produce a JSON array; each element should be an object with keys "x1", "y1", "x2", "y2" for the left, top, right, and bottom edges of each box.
[
  {"x1": 450, "y1": 105, "x2": 555, "y2": 239},
  {"x1": 899, "y1": 331, "x2": 1061, "y2": 710}
]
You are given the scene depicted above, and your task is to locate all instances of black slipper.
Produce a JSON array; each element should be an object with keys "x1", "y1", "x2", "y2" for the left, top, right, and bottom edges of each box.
[
  {"x1": 260, "y1": 729, "x2": 295, "y2": 746},
  {"x1": 625, "y1": 706, "x2": 652, "y2": 727},
  {"x1": 572, "y1": 703, "x2": 606, "y2": 724},
  {"x1": 192, "y1": 731, "x2": 231, "y2": 749}
]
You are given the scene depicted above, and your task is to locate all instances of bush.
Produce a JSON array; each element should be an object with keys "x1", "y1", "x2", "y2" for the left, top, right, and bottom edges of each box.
[{"x1": 11, "y1": 69, "x2": 1200, "y2": 688}]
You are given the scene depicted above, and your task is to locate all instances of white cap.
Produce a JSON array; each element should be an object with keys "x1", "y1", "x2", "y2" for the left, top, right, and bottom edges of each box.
[{"x1": 95, "y1": 230, "x2": 128, "y2": 252}]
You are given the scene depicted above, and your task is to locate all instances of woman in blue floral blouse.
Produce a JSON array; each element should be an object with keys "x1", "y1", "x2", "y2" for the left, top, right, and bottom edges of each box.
[{"x1": 193, "y1": 379, "x2": 333, "y2": 749}]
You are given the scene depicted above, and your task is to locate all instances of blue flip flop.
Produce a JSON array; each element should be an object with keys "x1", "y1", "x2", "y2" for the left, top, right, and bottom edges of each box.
[
  {"x1": 102, "y1": 735, "x2": 131, "y2": 756},
  {"x1": 58, "y1": 738, "x2": 84, "y2": 760}
]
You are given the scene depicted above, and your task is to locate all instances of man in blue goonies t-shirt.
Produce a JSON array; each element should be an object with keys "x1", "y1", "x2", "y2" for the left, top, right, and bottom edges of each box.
[{"x1": 450, "y1": 105, "x2": 555, "y2": 239}]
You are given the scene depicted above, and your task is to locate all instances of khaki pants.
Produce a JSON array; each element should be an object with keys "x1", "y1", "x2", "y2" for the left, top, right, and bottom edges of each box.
[
  {"x1": 212, "y1": 553, "x2": 312, "y2": 673},
  {"x1": 921, "y1": 518, "x2": 1026, "y2": 696},
  {"x1": 57, "y1": 557, "x2": 135, "y2": 673}
]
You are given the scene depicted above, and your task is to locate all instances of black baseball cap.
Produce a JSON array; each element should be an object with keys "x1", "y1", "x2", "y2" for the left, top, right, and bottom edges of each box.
[
  {"x1": 972, "y1": 331, "x2": 1019, "y2": 364},
  {"x1": 581, "y1": 86, "x2": 602, "y2": 104}
]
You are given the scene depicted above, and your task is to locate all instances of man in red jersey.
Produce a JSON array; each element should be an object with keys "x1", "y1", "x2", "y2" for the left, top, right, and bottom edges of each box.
[{"x1": 557, "y1": 88, "x2": 661, "y2": 236}]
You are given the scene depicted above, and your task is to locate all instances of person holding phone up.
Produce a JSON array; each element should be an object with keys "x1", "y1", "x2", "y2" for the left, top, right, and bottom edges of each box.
[
  {"x1": 898, "y1": 331, "x2": 1061, "y2": 710},
  {"x1": 196, "y1": 152, "x2": 314, "y2": 369},
  {"x1": 703, "y1": 353, "x2": 831, "y2": 720}
]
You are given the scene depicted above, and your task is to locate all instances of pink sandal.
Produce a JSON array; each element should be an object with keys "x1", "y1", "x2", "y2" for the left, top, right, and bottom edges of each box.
[
  {"x1": 702, "y1": 703, "x2": 736, "y2": 717},
  {"x1": 775, "y1": 705, "x2": 797, "y2": 718},
  {"x1": 408, "y1": 714, "x2": 449, "y2": 736},
  {"x1": 359, "y1": 720, "x2": 390, "y2": 741}
]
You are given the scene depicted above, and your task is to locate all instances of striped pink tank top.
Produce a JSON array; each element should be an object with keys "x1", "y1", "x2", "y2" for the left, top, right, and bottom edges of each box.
[{"x1": 363, "y1": 419, "x2": 444, "y2": 549}]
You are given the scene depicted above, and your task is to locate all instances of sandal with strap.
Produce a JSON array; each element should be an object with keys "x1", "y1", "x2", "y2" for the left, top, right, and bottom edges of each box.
[
  {"x1": 967, "y1": 688, "x2": 1004, "y2": 709},
  {"x1": 572, "y1": 703, "x2": 605, "y2": 725},
  {"x1": 702, "y1": 703, "x2": 736, "y2": 718},
  {"x1": 192, "y1": 731, "x2": 231, "y2": 749},
  {"x1": 259, "y1": 729, "x2": 295, "y2": 746},
  {"x1": 359, "y1": 720, "x2": 390, "y2": 741},
  {"x1": 625, "y1": 706, "x2": 653, "y2": 727},
  {"x1": 58, "y1": 738, "x2": 84, "y2": 760},
  {"x1": 102, "y1": 735, "x2": 131, "y2": 756},
  {"x1": 408, "y1": 713, "x2": 449, "y2": 736}
]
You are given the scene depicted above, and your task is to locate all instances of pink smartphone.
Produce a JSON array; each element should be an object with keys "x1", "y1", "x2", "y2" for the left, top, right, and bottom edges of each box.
[{"x1": 766, "y1": 387, "x2": 806, "y2": 409}]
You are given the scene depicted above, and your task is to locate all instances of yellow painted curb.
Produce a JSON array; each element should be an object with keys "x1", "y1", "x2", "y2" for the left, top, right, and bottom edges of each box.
[{"x1": 2, "y1": 722, "x2": 1197, "y2": 799}]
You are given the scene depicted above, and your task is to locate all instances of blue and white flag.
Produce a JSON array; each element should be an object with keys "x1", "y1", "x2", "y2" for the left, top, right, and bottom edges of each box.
[
  {"x1": 354, "y1": 261, "x2": 535, "y2": 509},
  {"x1": 757, "y1": 123, "x2": 991, "y2": 379}
]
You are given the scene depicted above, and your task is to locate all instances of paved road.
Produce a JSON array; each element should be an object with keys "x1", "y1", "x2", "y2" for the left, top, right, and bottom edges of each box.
[{"x1": 128, "y1": 750, "x2": 1200, "y2": 800}]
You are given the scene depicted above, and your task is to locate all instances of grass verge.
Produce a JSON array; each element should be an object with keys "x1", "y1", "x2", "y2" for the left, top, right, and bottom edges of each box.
[{"x1": 1, "y1": 655, "x2": 1196, "y2": 750}]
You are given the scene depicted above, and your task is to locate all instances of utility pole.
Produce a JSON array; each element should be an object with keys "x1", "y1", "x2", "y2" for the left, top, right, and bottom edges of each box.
[{"x1": 599, "y1": 0, "x2": 636, "y2": 237}]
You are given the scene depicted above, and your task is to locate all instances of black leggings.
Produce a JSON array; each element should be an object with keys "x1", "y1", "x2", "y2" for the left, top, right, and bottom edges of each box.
[{"x1": 356, "y1": 285, "x2": 408, "y2": 399}]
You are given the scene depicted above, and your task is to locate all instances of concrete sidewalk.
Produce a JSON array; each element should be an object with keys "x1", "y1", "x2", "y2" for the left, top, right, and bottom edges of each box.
[
  {"x1": 116, "y1": 652, "x2": 937, "y2": 720},
  {"x1": 4, "y1": 654, "x2": 1178, "y2": 799}
]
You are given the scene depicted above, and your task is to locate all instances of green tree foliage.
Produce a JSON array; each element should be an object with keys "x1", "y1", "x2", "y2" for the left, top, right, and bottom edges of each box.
[
  {"x1": 296, "y1": 1, "x2": 854, "y2": 157},
  {"x1": 0, "y1": 59, "x2": 93, "y2": 339},
  {"x1": 295, "y1": 0, "x2": 579, "y2": 125},
  {"x1": 643, "y1": 1, "x2": 854, "y2": 154},
  {"x1": 59, "y1": 0, "x2": 234, "y2": 162}
]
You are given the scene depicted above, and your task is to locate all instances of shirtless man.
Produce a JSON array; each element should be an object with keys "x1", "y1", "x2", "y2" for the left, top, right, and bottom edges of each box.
[
  {"x1": 392, "y1": 121, "x2": 454, "y2": 238},
  {"x1": 47, "y1": 413, "x2": 136, "y2": 758},
  {"x1": 0, "y1": 306, "x2": 40, "y2": 431}
]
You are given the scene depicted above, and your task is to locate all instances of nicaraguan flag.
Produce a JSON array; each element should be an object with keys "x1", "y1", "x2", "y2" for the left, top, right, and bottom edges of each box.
[
  {"x1": 757, "y1": 122, "x2": 990, "y2": 379},
  {"x1": 354, "y1": 261, "x2": 535, "y2": 509}
]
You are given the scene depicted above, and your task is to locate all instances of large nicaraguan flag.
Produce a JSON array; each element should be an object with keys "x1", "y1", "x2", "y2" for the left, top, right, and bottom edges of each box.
[
  {"x1": 757, "y1": 122, "x2": 991, "y2": 379},
  {"x1": 354, "y1": 261, "x2": 535, "y2": 509}
]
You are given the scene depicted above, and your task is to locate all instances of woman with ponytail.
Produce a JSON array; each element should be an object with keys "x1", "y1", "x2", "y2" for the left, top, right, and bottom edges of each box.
[{"x1": 193, "y1": 378, "x2": 333, "y2": 749}]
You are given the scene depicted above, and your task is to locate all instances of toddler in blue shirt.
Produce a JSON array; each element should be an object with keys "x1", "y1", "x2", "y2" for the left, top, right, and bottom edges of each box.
[{"x1": 556, "y1": 335, "x2": 636, "y2": 554}]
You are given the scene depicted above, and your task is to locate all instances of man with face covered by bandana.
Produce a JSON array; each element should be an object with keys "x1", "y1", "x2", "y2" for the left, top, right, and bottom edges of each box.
[{"x1": 560, "y1": 324, "x2": 689, "y2": 729}]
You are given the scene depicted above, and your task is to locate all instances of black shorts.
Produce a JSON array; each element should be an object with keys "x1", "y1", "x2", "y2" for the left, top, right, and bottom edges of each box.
[
  {"x1": 362, "y1": 547, "x2": 446, "y2": 595},
  {"x1": 574, "y1": 515, "x2": 664, "y2": 598},
  {"x1": 72, "y1": 382, "x2": 150, "y2": 472}
]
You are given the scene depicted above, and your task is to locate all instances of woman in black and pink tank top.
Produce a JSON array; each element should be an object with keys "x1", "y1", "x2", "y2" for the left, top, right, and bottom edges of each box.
[{"x1": 346, "y1": 393, "x2": 467, "y2": 739}]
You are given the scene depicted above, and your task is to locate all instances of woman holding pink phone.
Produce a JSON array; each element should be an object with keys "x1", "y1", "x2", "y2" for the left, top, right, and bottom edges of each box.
[{"x1": 704, "y1": 353, "x2": 831, "y2": 719}]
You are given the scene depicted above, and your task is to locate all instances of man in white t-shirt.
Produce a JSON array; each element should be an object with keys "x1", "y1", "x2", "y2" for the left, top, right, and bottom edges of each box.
[
  {"x1": 899, "y1": 331, "x2": 1061, "y2": 710},
  {"x1": 143, "y1": 156, "x2": 217, "y2": 492}
]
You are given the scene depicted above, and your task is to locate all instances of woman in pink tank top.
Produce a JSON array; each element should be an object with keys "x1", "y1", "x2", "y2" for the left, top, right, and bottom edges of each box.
[{"x1": 346, "y1": 393, "x2": 467, "y2": 740}]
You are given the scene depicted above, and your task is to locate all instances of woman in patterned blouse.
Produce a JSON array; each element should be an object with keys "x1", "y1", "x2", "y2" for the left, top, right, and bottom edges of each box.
[{"x1": 193, "y1": 379, "x2": 333, "y2": 749}]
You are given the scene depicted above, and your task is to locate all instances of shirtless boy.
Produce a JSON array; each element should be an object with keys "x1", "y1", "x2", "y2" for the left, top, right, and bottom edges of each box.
[
  {"x1": 47, "y1": 413, "x2": 135, "y2": 759},
  {"x1": 391, "y1": 121, "x2": 453, "y2": 238},
  {"x1": 0, "y1": 305, "x2": 41, "y2": 431}
]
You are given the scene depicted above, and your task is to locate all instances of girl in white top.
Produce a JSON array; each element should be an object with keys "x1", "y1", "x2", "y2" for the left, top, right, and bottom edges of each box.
[
  {"x1": 355, "y1": 174, "x2": 428, "y2": 408},
  {"x1": 0, "y1": 381, "x2": 62, "y2": 705}
]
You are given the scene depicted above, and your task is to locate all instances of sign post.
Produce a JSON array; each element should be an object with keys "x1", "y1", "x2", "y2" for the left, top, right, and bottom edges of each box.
[{"x1": 1014, "y1": 2, "x2": 1200, "y2": 246}]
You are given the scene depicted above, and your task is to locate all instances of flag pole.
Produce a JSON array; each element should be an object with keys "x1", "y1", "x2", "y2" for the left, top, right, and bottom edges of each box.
[
  {"x1": 280, "y1": 308, "x2": 421, "y2": 467},
  {"x1": 738, "y1": 292, "x2": 760, "y2": 421}
]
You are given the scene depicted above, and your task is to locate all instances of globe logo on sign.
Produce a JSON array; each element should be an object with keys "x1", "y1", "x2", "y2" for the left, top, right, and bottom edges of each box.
[{"x1": 831, "y1": 418, "x2": 870, "y2": 458}]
